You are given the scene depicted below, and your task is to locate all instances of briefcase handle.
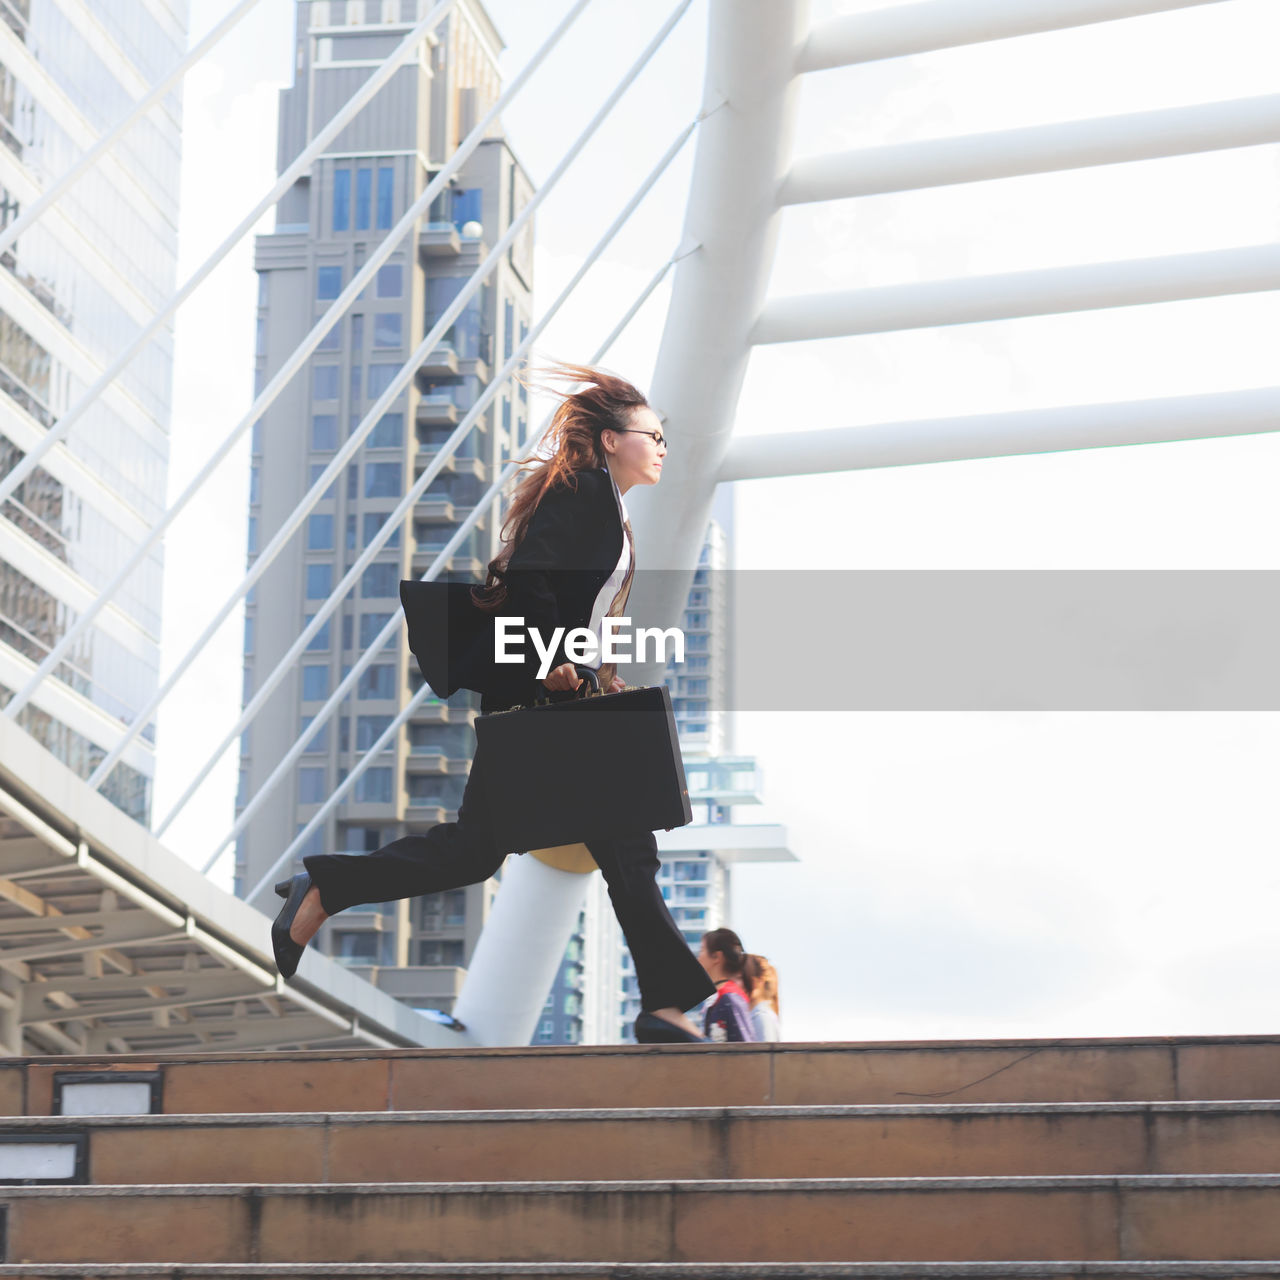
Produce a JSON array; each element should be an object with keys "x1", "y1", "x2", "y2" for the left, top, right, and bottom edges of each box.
[
  {"x1": 485, "y1": 666, "x2": 604, "y2": 717},
  {"x1": 572, "y1": 665, "x2": 601, "y2": 695}
]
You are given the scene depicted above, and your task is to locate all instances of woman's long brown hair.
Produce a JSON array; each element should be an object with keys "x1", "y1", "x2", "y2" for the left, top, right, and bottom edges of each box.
[{"x1": 473, "y1": 362, "x2": 649, "y2": 608}]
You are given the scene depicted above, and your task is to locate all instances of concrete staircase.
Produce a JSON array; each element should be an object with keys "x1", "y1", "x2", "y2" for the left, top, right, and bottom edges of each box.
[{"x1": 1, "y1": 1036, "x2": 1280, "y2": 1276}]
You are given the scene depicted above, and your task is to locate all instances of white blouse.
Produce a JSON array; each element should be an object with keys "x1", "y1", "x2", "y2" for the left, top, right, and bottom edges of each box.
[{"x1": 582, "y1": 479, "x2": 631, "y2": 669}]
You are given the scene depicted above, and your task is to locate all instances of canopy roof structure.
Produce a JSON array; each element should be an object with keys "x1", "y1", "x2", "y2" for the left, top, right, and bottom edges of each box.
[{"x1": 0, "y1": 717, "x2": 471, "y2": 1056}]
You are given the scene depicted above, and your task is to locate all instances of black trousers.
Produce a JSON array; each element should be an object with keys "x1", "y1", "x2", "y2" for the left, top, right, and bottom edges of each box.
[{"x1": 304, "y1": 742, "x2": 715, "y2": 1015}]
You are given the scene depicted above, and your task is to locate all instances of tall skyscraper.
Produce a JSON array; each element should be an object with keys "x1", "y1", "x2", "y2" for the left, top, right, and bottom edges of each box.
[
  {"x1": 241, "y1": 0, "x2": 533, "y2": 1015},
  {"x1": 0, "y1": 1, "x2": 188, "y2": 823}
]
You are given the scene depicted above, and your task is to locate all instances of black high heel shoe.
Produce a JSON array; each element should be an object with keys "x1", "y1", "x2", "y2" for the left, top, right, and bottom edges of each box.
[
  {"x1": 634, "y1": 1011, "x2": 704, "y2": 1044},
  {"x1": 271, "y1": 873, "x2": 314, "y2": 981}
]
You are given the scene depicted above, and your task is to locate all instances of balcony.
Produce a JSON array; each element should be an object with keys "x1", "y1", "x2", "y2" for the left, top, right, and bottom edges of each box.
[
  {"x1": 414, "y1": 498, "x2": 458, "y2": 522},
  {"x1": 406, "y1": 749, "x2": 472, "y2": 775},
  {"x1": 412, "y1": 549, "x2": 485, "y2": 577},
  {"x1": 417, "y1": 395, "x2": 459, "y2": 426},
  {"x1": 413, "y1": 451, "x2": 487, "y2": 481},
  {"x1": 411, "y1": 703, "x2": 477, "y2": 727},
  {"x1": 419, "y1": 345, "x2": 459, "y2": 378},
  {"x1": 419, "y1": 221, "x2": 461, "y2": 258},
  {"x1": 405, "y1": 803, "x2": 453, "y2": 825}
]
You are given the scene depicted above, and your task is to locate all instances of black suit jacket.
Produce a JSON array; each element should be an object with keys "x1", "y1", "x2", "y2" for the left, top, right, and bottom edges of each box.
[{"x1": 400, "y1": 467, "x2": 626, "y2": 712}]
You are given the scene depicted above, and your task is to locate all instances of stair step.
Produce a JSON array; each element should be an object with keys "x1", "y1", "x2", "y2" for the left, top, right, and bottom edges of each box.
[
  {"x1": 9, "y1": 1036, "x2": 1280, "y2": 1115},
  {"x1": 3, "y1": 1102, "x2": 1280, "y2": 1185},
  {"x1": 3, "y1": 1266, "x2": 1280, "y2": 1280},
  {"x1": 4, "y1": 1176, "x2": 1280, "y2": 1264}
]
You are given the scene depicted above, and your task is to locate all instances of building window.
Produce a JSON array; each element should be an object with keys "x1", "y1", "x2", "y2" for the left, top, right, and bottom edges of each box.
[
  {"x1": 333, "y1": 168, "x2": 351, "y2": 232},
  {"x1": 333, "y1": 930, "x2": 378, "y2": 962},
  {"x1": 300, "y1": 715, "x2": 329, "y2": 753},
  {"x1": 444, "y1": 889, "x2": 466, "y2": 925},
  {"x1": 377, "y1": 166, "x2": 394, "y2": 229},
  {"x1": 360, "y1": 612, "x2": 393, "y2": 647},
  {"x1": 358, "y1": 665, "x2": 395, "y2": 699},
  {"x1": 311, "y1": 464, "x2": 338, "y2": 500},
  {"x1": 366, "y1": 363, "x2": 399, "y2": 398},
  {"x1": 356, "y1": 715, "x2": 393, "y2": 750},
  {"x1": 363, "y1": 513, "x2": 399, "y2": 547},
  {"x1": 311, "y1": 414, "x2": 339, "y2": 450},
  {"x1": 376, "y1": 263, "x2": 402, "y2": 298},
  {"x1": 317, "y1": 318, "x2": 342, "y2": 350},
  {"x1": 307, "y1": 514, "x2": 334, "y2": 550},
  {"x1": 302, "y1": 665, "x2": 329, "y2": 701},
  {"x1": 299, "y1": 767, "x2": 326, "y2": 804},
  {"x1": 356, "y1": 168, "x2": 372, "y2": 230},
  {"x1": 364, "y1": 461, "x2": 401, "y2": 498},
  {"x1": 419, "y1": 939, "x2": 464, "y2": 965},
  {"x1": 306, "y1": 563, "x2": 333, "y2": 599},
  {"x1": 354, "y1": 766, "x2": 392, "y2": 804},
  {"x1": 246, "y1": 516, "x2": 258, "y2": 554},
  {"x1": 243, "y1": 615, "x2": 254, "y2": 654},
  {"x1": 313, "y1": 365, "x2": 340, "y2": 399},
  {"x1": 453, "y1": 188, "x2": 481, "y2": 230},
  {"x1": 537, "y1": 1019, "x2": 555, "y2": 1043},
  {"x1": 304, "y1": 614, "x2": 331, "y2": 651},
  {"x1": 361, "y1": 562, "x2": 398, "y2": 598},
  {"x1": 369, "y1": 412, "x2": 403, "y2": 448},
  {"x1": 374, "y1": 313, "x2": 402, "y2": 348},
  {"x1": 317, "y1": 265, "x2": 342, "y2": 300}
]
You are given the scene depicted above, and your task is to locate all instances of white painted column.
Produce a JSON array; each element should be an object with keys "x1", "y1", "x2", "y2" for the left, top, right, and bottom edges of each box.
[
  {"x1": 626, "y1": 0, "x2": 806, "y2": 680},
  {"x1": 451, "y1": 851, "x2": 595, "y2": 1047}
]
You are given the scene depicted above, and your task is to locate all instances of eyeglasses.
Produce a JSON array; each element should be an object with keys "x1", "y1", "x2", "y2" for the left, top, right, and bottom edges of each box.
[{"x1": 615, "y1": 428, "x2": 666, "y2": 448}]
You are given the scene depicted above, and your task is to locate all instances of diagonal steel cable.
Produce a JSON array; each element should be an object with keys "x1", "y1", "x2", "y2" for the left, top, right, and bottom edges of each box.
[
  {"x1": 177, "y1": 114, "x2": 701, "y2": 848},
  {"x1": 241, "y1": 240, "x2": 698, "y2": 899},
  {"x1": 5, "y1": 0, "x2": 594, "y2": 729},
  {"x1": 87, "y1": 0, "x2": 695, "y2": 796},
  {"x1": 0, "y1": 0, "x2": 266, "y2": 258},
  {"x1": 0, "y1": 0, "x2": 457, "y2": 517}
]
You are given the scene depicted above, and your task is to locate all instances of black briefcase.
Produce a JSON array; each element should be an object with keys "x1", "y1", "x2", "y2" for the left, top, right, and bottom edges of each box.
[{"x1": 473, "y1": 673, "x2": 693, "y2": 852}]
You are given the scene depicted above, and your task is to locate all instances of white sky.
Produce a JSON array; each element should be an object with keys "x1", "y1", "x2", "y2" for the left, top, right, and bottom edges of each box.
[{"x1": 158, "y1": 0, "x2": 1280, "y2": 1042}]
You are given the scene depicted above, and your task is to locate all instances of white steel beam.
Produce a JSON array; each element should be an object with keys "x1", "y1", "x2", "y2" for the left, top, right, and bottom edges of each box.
[
  {"x1": 718, "y1": 387, "x2": 1280, "y2": 481},
  {"x1": 752, "y1": 244, "x2": 1280, "y2": 345},
  {"x1": 779, "y1": 95, "x2": 1280, "y2": 205},
  {"x1": 798, "y1": 0, "x2": 1231, "y2": 73},
  {"x1": 624, "y1": 0, "x2": 805, "y2": 675}
]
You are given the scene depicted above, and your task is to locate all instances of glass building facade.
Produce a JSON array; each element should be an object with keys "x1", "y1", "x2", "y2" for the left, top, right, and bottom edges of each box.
[{"x1": 0, "y1": 0, "x2": 186, "y2": 821}]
